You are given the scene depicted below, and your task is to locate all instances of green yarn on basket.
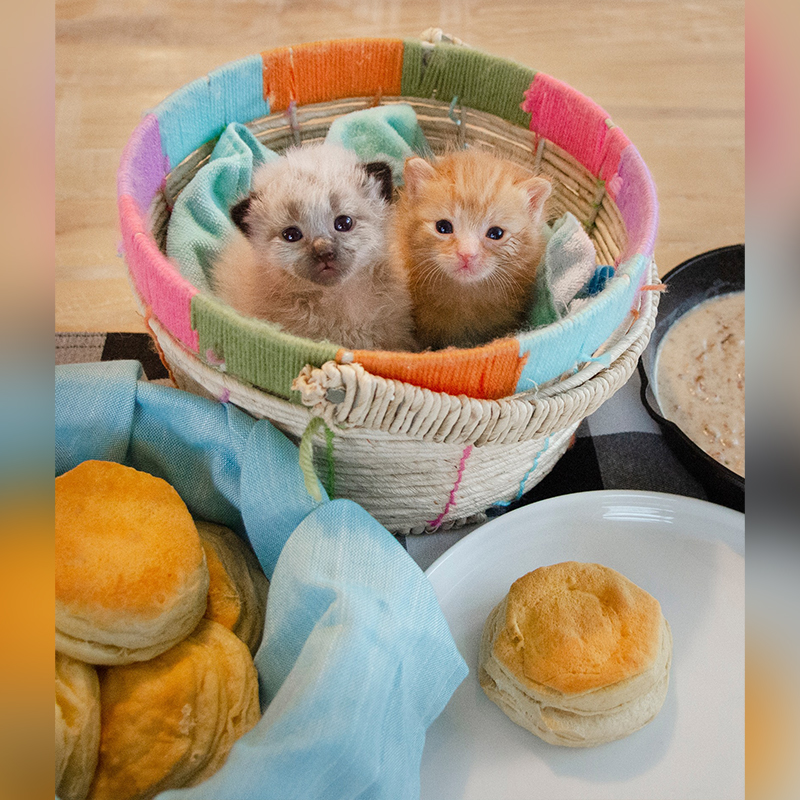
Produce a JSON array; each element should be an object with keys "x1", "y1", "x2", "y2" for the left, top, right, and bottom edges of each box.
[
  {"x1": 400, "y1": 40, "x2": 535, "y2": 128},
  {"x1": 191, "y1": 293, "x2": 340, "y2": 401}
]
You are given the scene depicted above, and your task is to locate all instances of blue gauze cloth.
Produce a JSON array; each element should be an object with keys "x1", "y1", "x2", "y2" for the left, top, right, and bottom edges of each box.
[
  {"x1": 166, "y1": 105, "x2": 430, "y2": 292},
  {"x1": 55, "y1": 361, "x2": 467, "y2": 800}
]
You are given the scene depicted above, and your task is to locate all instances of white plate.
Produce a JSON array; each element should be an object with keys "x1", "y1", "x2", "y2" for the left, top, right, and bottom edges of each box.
[{"x1": 421, "y1": 491, "x2": 744, "y2": 800}]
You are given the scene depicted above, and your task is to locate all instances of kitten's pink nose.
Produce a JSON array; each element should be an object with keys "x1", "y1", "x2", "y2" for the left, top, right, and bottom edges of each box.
[
  {"x1": 312, "y1": 238, "x2": 336, "y2": 263},
  {"x1": 456, "y1": 252, "x2": 475, "y2": 270},
  {"x1": 455, "y1": 235, "x2": 480, "y2": 270}
]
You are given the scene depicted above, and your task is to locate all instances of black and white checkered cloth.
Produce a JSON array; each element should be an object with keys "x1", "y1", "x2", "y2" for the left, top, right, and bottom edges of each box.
[{"x1": 55, "y1": 332, "x2": 717, "y2": 570}]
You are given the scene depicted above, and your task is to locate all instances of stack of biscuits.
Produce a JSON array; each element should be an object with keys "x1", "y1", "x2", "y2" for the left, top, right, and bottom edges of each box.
[
  {"x1": 479, "y1": 561, "x2": 672, "y2": 747},
  {"x1": 55, "y1": 460, "x2": 270, "y2": 800}
]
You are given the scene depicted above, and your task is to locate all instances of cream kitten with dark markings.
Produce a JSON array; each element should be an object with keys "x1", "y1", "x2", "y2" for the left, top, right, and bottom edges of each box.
[
  {"x1": 394, "y1": 148, "x2": 552, "y2": 350},
  {"x1": 213, "y1": 143, "x2": 416, "y2": 351}
]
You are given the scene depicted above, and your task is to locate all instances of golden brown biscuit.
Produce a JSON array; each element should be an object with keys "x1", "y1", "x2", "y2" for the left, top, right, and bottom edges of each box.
[
  {"x1": 479, "y1": 562, "x2": 672, "y2": 747},
  {"x1": 55, "y1": 652, "x2": 101, "y2": 800},
  {"x1": 196, "y1": 520, "x2": 270, "y2": 655},
  {"x1": 87, "y1": 619, "x2": 261, "y2": 800},
  {"x1": 55, "y1": 460, "x2": 210, "y2": 665}
]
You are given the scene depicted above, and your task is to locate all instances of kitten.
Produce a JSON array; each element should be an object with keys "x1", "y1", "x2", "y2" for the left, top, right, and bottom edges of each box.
[
  {"x1": 393, "y1": 148, "x2": 552, "y2": 350},
  {"x1": 213, "y1": 143, "x2": 416, "y2": 352}
]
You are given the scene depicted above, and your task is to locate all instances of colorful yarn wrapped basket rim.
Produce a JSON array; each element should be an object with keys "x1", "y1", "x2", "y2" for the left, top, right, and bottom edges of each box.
[{"x1": 117, "y1": 35, "x2": 661, "y2": 533}]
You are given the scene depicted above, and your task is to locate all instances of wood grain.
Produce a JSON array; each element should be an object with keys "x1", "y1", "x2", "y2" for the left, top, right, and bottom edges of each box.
[{"x1": 55, "y1": 0, "x2": 744, "y2": 333}]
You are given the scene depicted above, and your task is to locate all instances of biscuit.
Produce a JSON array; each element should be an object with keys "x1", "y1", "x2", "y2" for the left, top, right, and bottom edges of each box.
[
  {"x1": 479, "y1": 562, "x2": 672, "y2": 747},
  {"x1": 55, "y1": 652, "x2": 101, "y2": 800},
  {"x1": 56, "y1": 461, "x2": 210, "y2": 665},
  {"x1": 196, "y1": 520, "x2": 270, "y2": 655},
  {"x1": 87, "y1": 619, "x2": 261, "y2": 800}
]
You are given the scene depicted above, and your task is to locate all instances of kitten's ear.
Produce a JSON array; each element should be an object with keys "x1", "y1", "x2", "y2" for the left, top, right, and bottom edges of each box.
[
  {"x1": 230, "y1": 196, "x2": 252, "y2": 236},
  {"x1": 402, "y1": 157, "x2": 437, "y2": 198},
  {"x1": 363, "y1": 161, "x2": 394, "y2": 203},
  {"x1": 523, "y1": 176, "x2": 553, "y2": 217}
]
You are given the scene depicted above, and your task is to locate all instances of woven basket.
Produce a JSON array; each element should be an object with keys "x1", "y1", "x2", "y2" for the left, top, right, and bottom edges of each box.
[{"x1": 117, "y1": 36, "x2": 660, "y2": 533}]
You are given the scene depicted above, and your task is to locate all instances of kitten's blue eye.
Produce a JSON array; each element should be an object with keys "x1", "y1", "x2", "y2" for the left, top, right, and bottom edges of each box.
[
  {"x1": 435, "y1": 219, "x2": 454, "y2": 234},
  {"x1": 282, "y1": 227, "x2": 303, "y2": 242},
  {"x1": 486, "y1": 226, "x2": 505, "y2": 240},
  {"x1": 334, "y1": 215, "x2": 353, "y2": 232}
]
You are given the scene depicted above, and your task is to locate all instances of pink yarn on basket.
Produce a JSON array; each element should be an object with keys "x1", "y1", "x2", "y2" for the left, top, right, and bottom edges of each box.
[
  {"x1": 427, "y1": 445, "x2": 473, "y2": 529},
  {"x1": 118, "y1": 113, "x2": 200, "y2": 352}
]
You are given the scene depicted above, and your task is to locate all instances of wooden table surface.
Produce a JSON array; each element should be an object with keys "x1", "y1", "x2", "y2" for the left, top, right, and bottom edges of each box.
[{"x1": 55, "y1": 0, "x2": 744, "y2": 334}]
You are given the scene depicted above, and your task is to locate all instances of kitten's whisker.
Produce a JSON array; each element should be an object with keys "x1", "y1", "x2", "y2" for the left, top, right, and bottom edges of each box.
[
  {"x1": 486, "y1": 270, "x2": 520, "y2": 303},
  {"x1": 411, "y1": 258, "x2": 446, "y2": 294}
]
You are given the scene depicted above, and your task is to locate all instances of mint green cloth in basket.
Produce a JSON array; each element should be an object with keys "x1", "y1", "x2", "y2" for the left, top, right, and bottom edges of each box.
[
  {"x1": 55, "y1": 361, "x2": 467, "y2": 800},
  {"x1": 325, "y1": 103, "x2": 432, "y2": 185},
  {"x1": 165, "y1": 123, "x2": 279, "y2": 295},
  {"x1": 166, "y1": 104, "x2": 431, "y2": 292},
  {"x1": 527, "y1": 211, "x2": 608, "y2": 329}
]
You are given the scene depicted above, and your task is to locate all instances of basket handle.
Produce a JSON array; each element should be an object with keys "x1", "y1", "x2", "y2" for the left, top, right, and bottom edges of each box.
[{"x1": 292, "y1": 361, "x2": 570, "y2": 447}]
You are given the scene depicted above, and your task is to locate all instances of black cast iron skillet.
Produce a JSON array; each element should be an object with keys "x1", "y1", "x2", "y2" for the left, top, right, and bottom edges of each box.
[{"x1": 638, "y1": 244, "x2": 745, "y2": 511}]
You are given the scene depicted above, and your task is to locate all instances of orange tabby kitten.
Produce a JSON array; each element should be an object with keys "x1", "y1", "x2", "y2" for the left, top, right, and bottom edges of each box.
[{"x1": 394, "y1": 148, "x2": 552, "y2": 350}]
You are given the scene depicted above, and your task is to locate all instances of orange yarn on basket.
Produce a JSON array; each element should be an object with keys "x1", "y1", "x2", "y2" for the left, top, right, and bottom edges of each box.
[
  {"x1": 343, "y1": 339, "x2": 527, "y2": 401},
  {"x1": 262, "y1": 38, "x2": 404, "y2": 112}
]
